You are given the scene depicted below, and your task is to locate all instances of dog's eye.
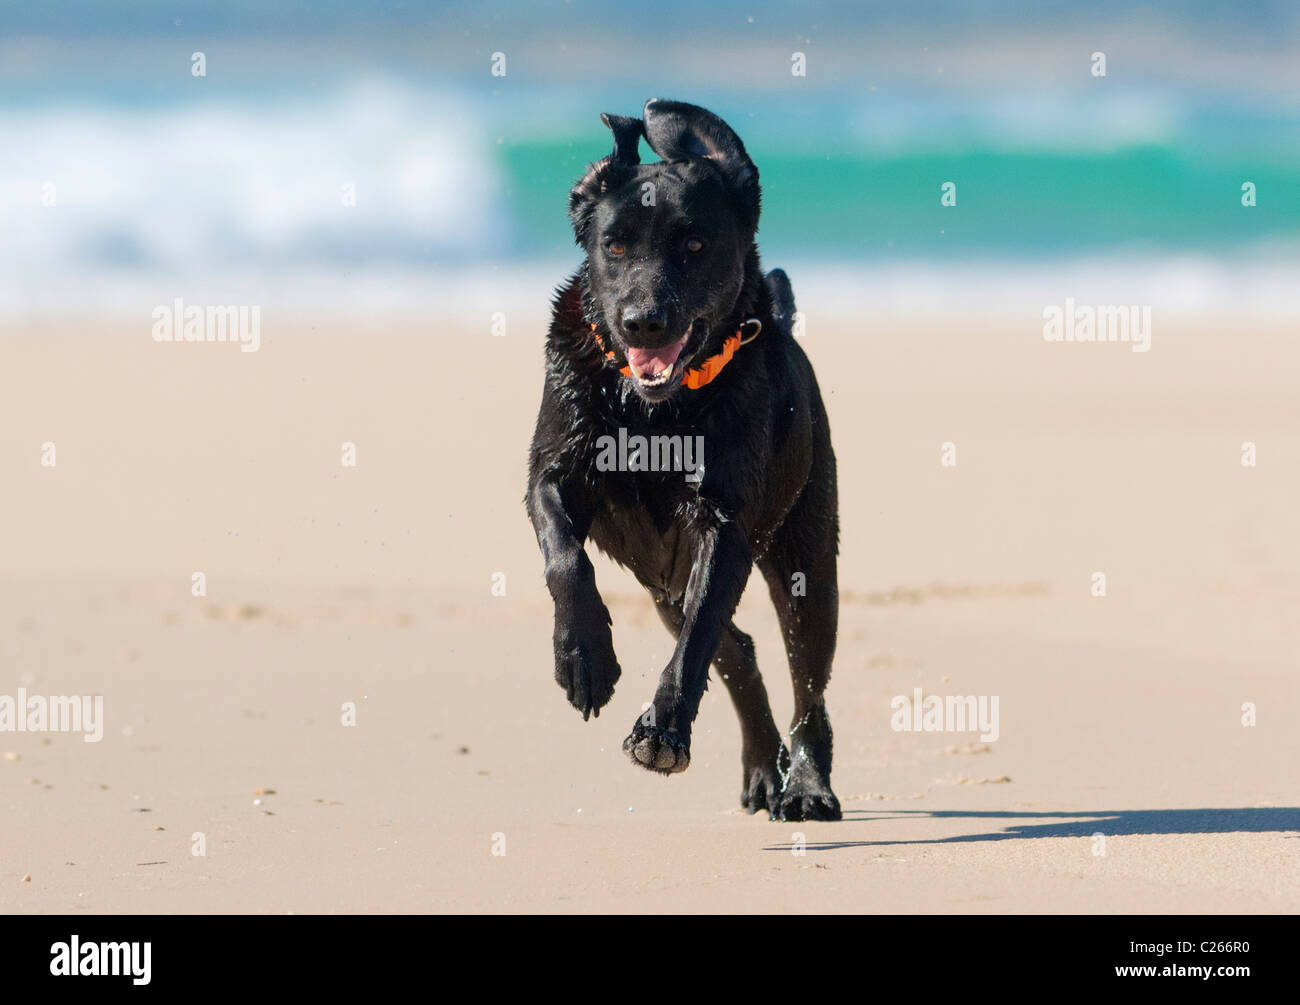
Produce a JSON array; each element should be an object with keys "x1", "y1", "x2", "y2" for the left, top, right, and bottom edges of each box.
[
  {"x1": 606, "y1": 240, "x2": 626, "y2": 257},
  {"x1": 685, "y1": 238, "x2": 704, "y2": 253}
]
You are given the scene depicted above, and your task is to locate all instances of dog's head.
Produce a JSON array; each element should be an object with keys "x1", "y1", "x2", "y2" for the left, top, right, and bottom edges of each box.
[{"x1": 569, "y1": 99, "x2": 760, "y2": 402}]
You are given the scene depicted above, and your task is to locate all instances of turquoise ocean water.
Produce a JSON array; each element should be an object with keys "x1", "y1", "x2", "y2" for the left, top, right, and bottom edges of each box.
[{"x1": 3, "y1": 2, "x2": 1296, "y2": 318}]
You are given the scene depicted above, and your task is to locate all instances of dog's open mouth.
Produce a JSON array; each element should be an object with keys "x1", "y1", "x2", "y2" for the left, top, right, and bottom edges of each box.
[
  {"x1": 625, "y1": 337, "x2": 687, "y2": 387},
  {"x1": 623, "y1": 321, "x2": 707, "y2": 389}
]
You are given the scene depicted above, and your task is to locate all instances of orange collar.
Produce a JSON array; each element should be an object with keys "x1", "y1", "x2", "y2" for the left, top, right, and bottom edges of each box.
[{"x1": 589, "y1": 319, "x2": 761, "y2": 390}]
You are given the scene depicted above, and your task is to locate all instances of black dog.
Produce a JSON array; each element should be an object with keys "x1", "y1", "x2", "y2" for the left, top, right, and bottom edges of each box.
[{"x1": 526, "y1": 99, "x2": 841, "y2": 821}]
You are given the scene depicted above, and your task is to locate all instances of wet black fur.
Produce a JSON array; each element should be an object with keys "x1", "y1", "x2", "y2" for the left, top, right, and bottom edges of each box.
[{"x1": 526, "y1": 99, "x2": 842, "y2": 821}]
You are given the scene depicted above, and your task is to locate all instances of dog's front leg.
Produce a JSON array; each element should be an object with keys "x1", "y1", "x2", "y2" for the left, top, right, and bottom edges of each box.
[
  {"x1": 528, "y1": 478, "x2": 621, "y2": 720},
  {"x1": 623, "y1": 518, "x2": 752, "y2": 774}
]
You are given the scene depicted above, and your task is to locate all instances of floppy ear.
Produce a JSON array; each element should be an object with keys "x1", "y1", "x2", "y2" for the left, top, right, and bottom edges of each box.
[
  {"x1": 641, "y1": 98, "x2": 760, "y2": 227},
  {"x1": 600, "y1": 113, "x2": 643, "y2": 166},
  {"x1": 569, "y1": 113, "x2": 645, "y2": 243}
]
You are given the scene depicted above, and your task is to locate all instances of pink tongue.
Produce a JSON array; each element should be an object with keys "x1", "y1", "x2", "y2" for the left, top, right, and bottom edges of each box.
[{"x1": 625, "y1": 340, "x2": 685, "y2": 378}]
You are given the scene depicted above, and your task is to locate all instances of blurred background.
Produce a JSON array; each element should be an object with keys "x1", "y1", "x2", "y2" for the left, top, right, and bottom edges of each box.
[{"x1": 3, "y1": 0, "x2": 1298, "y2": 327}]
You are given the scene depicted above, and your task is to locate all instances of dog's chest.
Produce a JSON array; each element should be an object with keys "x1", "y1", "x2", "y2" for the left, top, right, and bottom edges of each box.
[{"x1": 587, "y1": 478, "x2": 699, "y2": 600}]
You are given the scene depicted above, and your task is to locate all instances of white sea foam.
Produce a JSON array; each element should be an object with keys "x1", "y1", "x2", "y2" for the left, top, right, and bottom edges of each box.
[
  {"x1": 1, "y1": 76, "x2": 1294, "y2": 327},
  {"x1": 0, "y1": 78, "x2": 504, "y2": 322}
]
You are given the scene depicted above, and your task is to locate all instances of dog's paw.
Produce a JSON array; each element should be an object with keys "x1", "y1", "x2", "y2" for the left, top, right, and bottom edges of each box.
[
  {"x1": 739, "y1": 747, "x2": 789, "y2": 818},
  {"x1": 553, "y1": 617, "x2": 621, "y2": 721},
  {"x1": 775, "y1": 762, "x2": 842, "y2": 822},
  {"x1": 622, "y1": 720, "x2": 690, "y2": 774}
]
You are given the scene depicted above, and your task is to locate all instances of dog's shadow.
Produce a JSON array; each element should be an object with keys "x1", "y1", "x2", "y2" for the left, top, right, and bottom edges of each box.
[{"x1": 764, "y1": 807, "x2": 1300, "y2": 851}]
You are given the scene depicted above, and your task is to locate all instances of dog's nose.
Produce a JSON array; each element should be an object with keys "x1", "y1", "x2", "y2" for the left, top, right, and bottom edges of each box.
[{"x1": 620, "y1": 310, "x2": 668, "y2": 340}]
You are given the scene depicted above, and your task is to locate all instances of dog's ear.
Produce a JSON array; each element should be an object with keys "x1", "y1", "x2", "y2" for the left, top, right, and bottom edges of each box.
[
  {"x1": 641, "y1": 98, "x2": 759, "y2": 227},
  {"x1": 569, "y1": 113, "x2": 645, "y2": 244},
  {"x1": 600, "y1": 113, "x2": 643, "y2": 166}
]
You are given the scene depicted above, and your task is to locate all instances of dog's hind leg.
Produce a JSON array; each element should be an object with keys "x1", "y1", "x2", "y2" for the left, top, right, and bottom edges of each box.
[
  {"x1": 758, "y1": 474, "x2": 842, "y2": 821},
  {"x1": 760, "y1": 543, "x2": 841, "y2": 821},
  {"x1": 650, "y1": 593, "x2": 788, "y2": 816}
]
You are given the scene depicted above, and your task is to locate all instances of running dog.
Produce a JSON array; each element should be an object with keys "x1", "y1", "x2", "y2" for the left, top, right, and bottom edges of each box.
[{"x1": 526, "y1": 99, "x2": 841, "y2": 821}]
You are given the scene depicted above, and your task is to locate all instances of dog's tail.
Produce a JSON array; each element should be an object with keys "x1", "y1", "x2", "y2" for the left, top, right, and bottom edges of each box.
[{"x1": 764, "y1": 268, "x2": 796, "y2": 338}]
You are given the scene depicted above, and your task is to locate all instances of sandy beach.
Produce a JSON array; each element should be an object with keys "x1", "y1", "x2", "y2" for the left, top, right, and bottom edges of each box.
[{"x1": 2, "y1": 308, "x2": 1297, "y2": 914}]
